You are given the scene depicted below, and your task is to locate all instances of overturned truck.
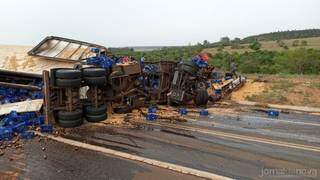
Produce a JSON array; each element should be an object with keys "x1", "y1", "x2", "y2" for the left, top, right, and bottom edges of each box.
[{"x1": 0, "y1": 36, "x2": 245, "y2": 129}]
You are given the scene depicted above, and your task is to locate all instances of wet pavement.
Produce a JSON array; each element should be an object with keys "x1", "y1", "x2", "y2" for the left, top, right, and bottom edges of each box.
[
  {"x1": 1, "y1": 106, "x2": 319, "y2": 179},
  {"x1": 0, "y1": 137, "x2": 202, "y2": 180},
  {"x1": 60, "y1": 107, "x2": 320, "y2": 179}
]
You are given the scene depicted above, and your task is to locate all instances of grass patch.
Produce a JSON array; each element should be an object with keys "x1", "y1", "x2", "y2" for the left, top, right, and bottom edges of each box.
[
  {"x1": 310, "y1": 82, "x2": 320, "y2": 89},
  {"x1": 245, "y1": 91, "x2": 288, "y2": 104},
  {"x1": 270, "y1": 80, "x2": 295, "y2": 92}
]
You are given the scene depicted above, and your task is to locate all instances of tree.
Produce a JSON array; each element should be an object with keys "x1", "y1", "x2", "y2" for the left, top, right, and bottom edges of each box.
[
  {"x1": 277, "y1": 40, "x2": 286, "y2": 47},
  {"x1": 249, "y1": 41, "x2": 261, "y2": 51},
  {"x1": 292, "y1": 40, "x2": 299, "y2": 46},
  {"x1": 231, "y1": 37, "x2": 241, "y2": 49},
  {"x1": 233, "y1": 37, "x2": 241, "y2": 44},
  {"x1": 301, "y1": 40, "x2": 308, "y2": 46},
  {"x1": 217, "y1": 44, "x2": 224, "y2": 51},
  {"x1": 220, "y1": 37, "x2": 230, "y2": 45},
  {"x1": 203, "y1": 40, "x2": 210, "y2": 46}
]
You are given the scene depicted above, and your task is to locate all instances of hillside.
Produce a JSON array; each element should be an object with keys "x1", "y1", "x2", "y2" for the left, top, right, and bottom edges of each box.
[
  {"x1": 241, "y1": 29, "x2": 320, "y2": 43},
  {"x1": 203, "y1": 37, "x2": 320, "y2": 55}
]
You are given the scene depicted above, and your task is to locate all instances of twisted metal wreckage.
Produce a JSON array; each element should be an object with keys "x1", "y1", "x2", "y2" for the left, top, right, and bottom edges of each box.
[{"x1": 0, "y1": 36, "x2": 245, "y2": 140}]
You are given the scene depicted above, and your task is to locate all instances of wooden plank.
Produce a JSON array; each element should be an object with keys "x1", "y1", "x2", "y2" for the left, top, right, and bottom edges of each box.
[
  {"x1": 0, "y1": 99, "x2": 43, "y2": 116},
  {"x1": 0, "y1": 82, "x2": 41, "y2": 91},
  {"x1": 42, "y1": 70, "x2": 51, "y2": 124}
]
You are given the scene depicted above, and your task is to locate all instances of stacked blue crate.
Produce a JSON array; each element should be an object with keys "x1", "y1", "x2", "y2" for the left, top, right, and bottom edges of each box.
[
  {"x1": 0, "y1": 111, "x2": 50, "y2": 141},
  {"x1": 146, "y1": 106, "x2": 158, "y2": 121}
]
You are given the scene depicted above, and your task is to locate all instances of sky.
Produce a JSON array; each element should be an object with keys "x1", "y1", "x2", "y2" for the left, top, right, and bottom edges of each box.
[{"x1": 0, "y1": 0, "x2": 319, "y2": 47}]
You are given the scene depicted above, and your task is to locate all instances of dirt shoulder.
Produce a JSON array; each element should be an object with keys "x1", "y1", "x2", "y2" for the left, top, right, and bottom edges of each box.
[{"x1": 231, "y1": 74, "x2": 320, "y2": 108}]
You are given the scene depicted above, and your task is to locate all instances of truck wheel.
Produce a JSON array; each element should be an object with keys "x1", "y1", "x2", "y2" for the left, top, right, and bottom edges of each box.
[
  {"x1": 168, "y1": 99, "x2": 180, "y2": 106},
  {"x1": 82, "y1": 67, "x2": 106, "y2": 77},
  {"x1": 58, "y1": 118, "x2": 83, "y2": 128},
  {"x1": 55, "y1": 69, "x2": 82, "y2": 79},
  {"x1": 58, "y1": 109, "x2": 83, "y2": 121},
  {"x1": 56, "y1": 78, "x2": 82, "y2": 87},
  {"x1": 86, "y1": 113, "x2": 107, "y2": 122},
  {"x1": 84, "y1": 104, "x2": 107, "y2": 115},
  {"x1": 181, "y1": 64, "x2": 197, "y2": 74},
  {"x1": 194, "y1": 90, "x2": 209, "y2": 106},
  {"x1": 113, "y1": 106, "x2": 132, "y2": 114},
  {"x1": 84, "y1": 76, "x2": 106, "y2": 86}
]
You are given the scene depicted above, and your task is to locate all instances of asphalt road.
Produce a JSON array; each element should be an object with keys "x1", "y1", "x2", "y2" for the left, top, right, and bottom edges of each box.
[
  {"x1": 1, "y1": 107, "x2": 319, "y2": 179},
  {"x1": 62, "y1": 108, "x2": 320, "y2": 179},
  {"x1": 0, "y1": 137, "x2": 202, "y2": 180}
]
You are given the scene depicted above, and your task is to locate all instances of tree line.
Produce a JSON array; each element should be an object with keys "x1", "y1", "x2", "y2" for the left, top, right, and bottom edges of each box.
[
  {"x1": 210, "y1": 48, "x2": 320, "y2": 74},
  {"x1": 201, "y1": 29, "x2": 320, "y2": 48},
  {"x1": 109, "y1": 29, "x2": 320, "y2": 74}
]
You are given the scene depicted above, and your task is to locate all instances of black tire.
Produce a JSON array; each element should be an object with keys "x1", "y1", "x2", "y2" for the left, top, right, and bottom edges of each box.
[
  {"x1": 181, "y1": 61, "x2": 198, "y2": 74},
  {"x1": 58, "y1": 118, "x2": 83, "y2": 128},
  {"x1": 82, "y1": 67, "x2": 106, "y2": 77},
  {"x1": 84, "y1": 76, "x2": 106, "y2": 86},
  {"x1": 56, "y1": 78, "x2": 81, "y2": 87},
  {"x1": 194, "y1": 90, "x2": 209, "y2": 106},
  {"x1": 55, "y1": 69, "x2": 82, "y2": 79},
  {"x1": 86, "y1": 113, "x2": 107, "y2": 122},
  {"x1": 168, "y1": 99, "x2": 180, "y2": 106},
  {"x1": 58, "y1": 109, "x2": 83, "y2": 121},
  {"x1": 184, "y1": 60, "x2": 196, "y2": 68},
  {"x1": 113, "y1": 106, "x2": 132, "y2": 114},
  {"x1": 84, "y1": 104, "x2": 107, "y2": 115}
]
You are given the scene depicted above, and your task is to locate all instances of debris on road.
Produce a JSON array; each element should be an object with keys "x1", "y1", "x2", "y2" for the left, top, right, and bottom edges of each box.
[
  {"x1": 179, "y1": 108, "x2": 188, "y2": 115},
  {"x1": 267, "y1": 109, "x2": 280, "y2": 118},
  {"x1": 0, "y1": 36, "x2": 246, "y2": 132}
]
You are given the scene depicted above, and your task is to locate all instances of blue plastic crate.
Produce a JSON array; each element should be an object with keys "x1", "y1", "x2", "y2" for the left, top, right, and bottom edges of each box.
[
  {"x1": 30, "y1": 116, "x2": 45, "y2": 126},
  {"x1": 12, "y1": 122, "x2": 27, "y2": 133},
  {"x1": 0, "y1": 128, "x2": 13, "y2": 141},
  {"x1": 40, "y1": 124, "x2": 53, "y2": 133},
  {"x1": 146, "y1": 113, "x2": 157, "y2": 121},
  {"x1": 212, "y1": 79, "x2": 222, "y2": 84},
  {"x1": 21, "y1": 131, "x2": 35, "y2": 139},
  {"x1": 179, "y1": 108, "x2": 188, "y2": 115},
  {"x1": 267, "y1": 110, "x2": 280, "y2": 117},
  {"x1": 200, "y1": 109, "x2": 209, "y2": 116},
  {"x1": 215, "y1": 89, "x2": 222, "y2": 95},
  {"x1": 91, "y1": 47, "x2": 101, "y2": 53},
  {"x1": 148, "y1": 106, "x2": 157, "y2": 114}
]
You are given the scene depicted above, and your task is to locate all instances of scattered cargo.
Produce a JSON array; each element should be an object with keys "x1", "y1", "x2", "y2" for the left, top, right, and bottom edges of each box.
[
  {"x1": 0, "y1": 111, "x2": 46, "y2": 141},
  {"x1": 0, "y1": 36, "x2": 246, "y2": 129},
  {"x1": 179, "y1": 108, "x2": 188, "y2": 115},
  {"x1": 200, "y1": 109, "x2": 209, "y2": 116},
  {"x1": 267, "y1": 109, "x2": 280, "y2": 117}
]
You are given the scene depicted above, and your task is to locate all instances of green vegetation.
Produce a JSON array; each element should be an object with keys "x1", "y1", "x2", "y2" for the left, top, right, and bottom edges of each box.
[
  {"x1": 245, "y1": 91, "x2": 288, "y2": 104},
  {"x1": 210, "y1": 48, "x2": 320, "y2": 74},
  {"x1": 301, "y1": 40, "x2": 308, "y2": 46},
  {"x1": 245, "y1": 79, "x2": 293, "y2": 104},
  {"x1": 249, "y1": 41, "x2": 261, "y2": 51},
  {"x1": 109, "y1": 29, "x2": 320, "y2": 74},
  {"x1": 311, "y1": 82, "x2": 320, "y2": 89},
  {"x1": 109, "y1": 45, "x2": 202, "y2": 61},
  {"x1": 204, "y1": 29, "x2": 320, "y2": 48},
  {"x1": 244, "y1": 75, "x2": 320, "y2": 107},
  {"x1": 292, "y1": 40, "x2": 299, "y2": 46},
  {"x1": 241, "y1": 29, "x2": 320, "y2": 44}
]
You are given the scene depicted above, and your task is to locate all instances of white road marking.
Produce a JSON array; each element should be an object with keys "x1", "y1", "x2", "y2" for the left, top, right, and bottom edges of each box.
[{"x1": 37, "y1": 133, "x2": 233, "y2": 180}]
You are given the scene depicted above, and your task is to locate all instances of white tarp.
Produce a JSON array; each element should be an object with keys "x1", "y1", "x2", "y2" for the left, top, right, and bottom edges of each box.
[
  {"x1": 0, "y1": 44, "x2": 74, "y2": 75},
  {"x1": 0, "y1": 99, "x2": 43, "y2": 116}
]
